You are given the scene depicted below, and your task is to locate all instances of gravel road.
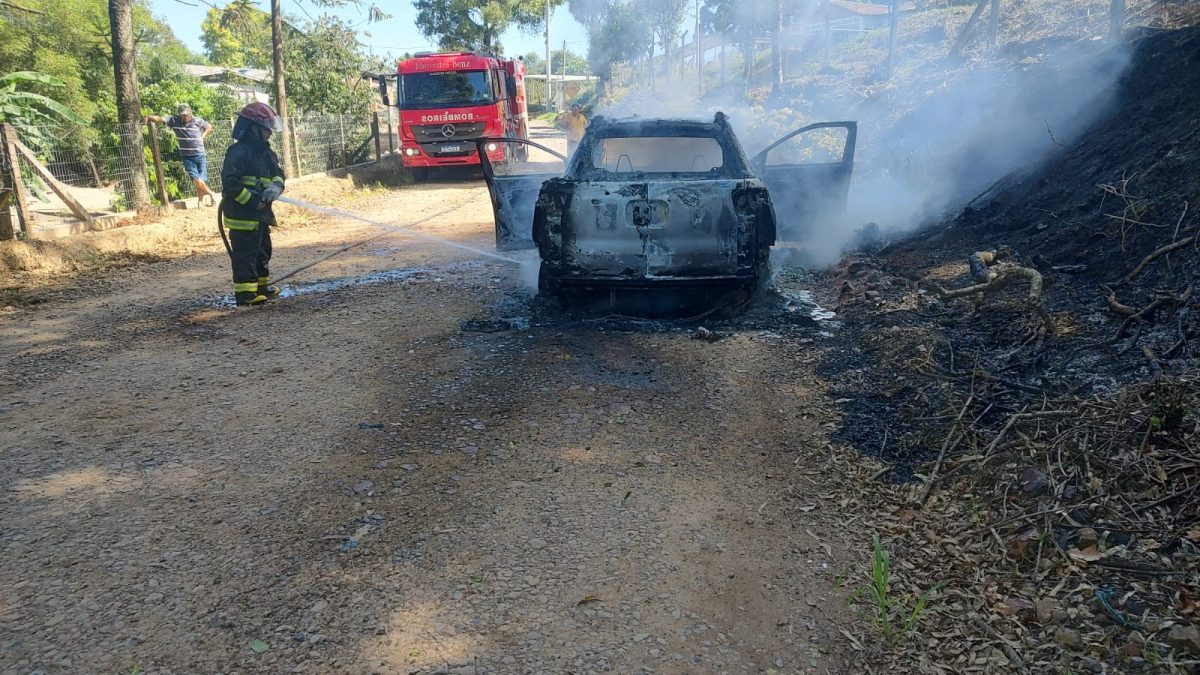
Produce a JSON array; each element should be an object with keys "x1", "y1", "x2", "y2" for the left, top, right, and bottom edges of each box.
[{"x1": 1, "y1": 171, "x2": 867, "y2": 674}]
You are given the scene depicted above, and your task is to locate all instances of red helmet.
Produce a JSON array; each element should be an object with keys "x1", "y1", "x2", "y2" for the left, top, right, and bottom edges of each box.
[{"x1": 238, "y1": 102, "x2": 284, "y2": 133}]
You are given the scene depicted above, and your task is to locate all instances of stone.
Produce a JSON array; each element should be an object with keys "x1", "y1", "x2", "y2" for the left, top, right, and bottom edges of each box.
[
  {"x1": 1055, "y1": 627, "x2": 1084, "y2": 651},
  {"x1": 1165, "y1": 624, "x2": 1200, "y2": 655},
  {"x1": 1074, "y1": 527, "x2": 1099, "y2": 549},
  {"x1": 1002, "y1": 596, "x2": 1036, "y2": 623},
  {"x1": 1020, "y1": 467, "x2": 1050, "y2": 495}
]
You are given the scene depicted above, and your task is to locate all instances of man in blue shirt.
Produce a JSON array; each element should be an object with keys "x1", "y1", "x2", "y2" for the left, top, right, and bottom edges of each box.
[{"x1": 145, "y1": 104, "x2": 217, "y2": 206}]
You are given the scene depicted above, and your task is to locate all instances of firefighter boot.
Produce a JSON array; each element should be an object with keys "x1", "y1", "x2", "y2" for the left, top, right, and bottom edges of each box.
[
  {"x1": 257, "y1": 277, "x2": 281, "y2": 299},
  {"x1": 235, "y1": 291, "x2": 268, "y2": 306}
]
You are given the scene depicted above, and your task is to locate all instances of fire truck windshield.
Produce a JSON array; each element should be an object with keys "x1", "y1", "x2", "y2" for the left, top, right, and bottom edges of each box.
[{"x1": 399, "y1": 70, "x2": 495, "y2": 109}]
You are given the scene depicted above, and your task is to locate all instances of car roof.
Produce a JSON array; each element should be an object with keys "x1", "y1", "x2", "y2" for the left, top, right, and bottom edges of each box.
[{"x1": 586, "y1": 115, "x2": 733, "y2": 138}]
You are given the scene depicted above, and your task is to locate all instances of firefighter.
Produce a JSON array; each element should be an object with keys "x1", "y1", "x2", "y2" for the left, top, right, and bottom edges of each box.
[
  {"x1": 221, "y1": 102, "x2": 286, "y2": 306},
  {"x1": 555, "y1": 102, "x2": 588, "y2": 159}
]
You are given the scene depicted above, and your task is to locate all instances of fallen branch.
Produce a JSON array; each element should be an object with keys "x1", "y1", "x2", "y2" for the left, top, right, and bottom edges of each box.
[
  {"x1": 1102, "y1": 285, "x2": 1137, "y2": 317},
  {"x1": 970, "y1": 617, "x2": 1030, "y2": 675},
  {"x1": 919, "y1": 395, "x2": 974, "y2": 505},
  {"x1": 1124, "y1": 236, "x2": 1195, "y2": 283},
  {"x1": 1115, "y1": 286, "x2": 1193, "y2": 340},
  {"x1": 935, "y1": 266, "x2": 1043, "y2": 303}
]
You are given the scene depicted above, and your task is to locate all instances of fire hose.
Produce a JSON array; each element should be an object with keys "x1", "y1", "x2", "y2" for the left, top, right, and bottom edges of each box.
[{"x1": 216, "y1": 193, "x2": 512, "y2": 288}]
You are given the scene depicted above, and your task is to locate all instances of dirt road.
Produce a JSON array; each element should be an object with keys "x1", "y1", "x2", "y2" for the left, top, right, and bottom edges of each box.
[{"x1": 1, "y1": 171, "x2": 869, "y2": 673}]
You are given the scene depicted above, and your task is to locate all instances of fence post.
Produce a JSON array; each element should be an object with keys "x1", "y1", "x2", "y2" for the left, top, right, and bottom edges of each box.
[
  {"x1": 372, "y1": 112, "x2": 382, "y2": 162},
  {"x1": 338, "y1": 116, "x2": 347, "y2": 168},
  {"x1": 289, "y1": 120, "x2": 302, "y2": 177},
  {"x1": 146, "y1": 121, "x2": 170, "y2": 206},
  {"x1": 0, "y1": 123, "x2": 33, "y2": 239},
  {"x1": 386, "y1": 109, "x2": 395, "y2": 154}
]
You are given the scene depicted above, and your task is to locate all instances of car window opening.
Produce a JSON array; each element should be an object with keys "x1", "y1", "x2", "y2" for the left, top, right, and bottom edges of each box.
[{"x1": 591, "y1": 136, "x2": 724, "y2": 174}]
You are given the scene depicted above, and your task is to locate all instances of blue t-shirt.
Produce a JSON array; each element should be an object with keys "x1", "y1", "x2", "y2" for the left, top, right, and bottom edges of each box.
[{"x1": 166, "y1": 115, "x2": 212, "y2": 157}]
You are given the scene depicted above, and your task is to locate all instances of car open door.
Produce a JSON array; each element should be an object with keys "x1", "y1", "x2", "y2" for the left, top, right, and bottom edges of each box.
[
  {"x1": 750, "y1": 122, "x2": 857, "y2": 242},
  {"x1": 476, "y1": 137, "x2": 566, "y2": 251}
]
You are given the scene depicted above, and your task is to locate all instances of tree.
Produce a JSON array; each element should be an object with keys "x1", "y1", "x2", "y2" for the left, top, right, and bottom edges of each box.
[
  {"x1": 200, "y1": 1, "x2": 271, "y2": 68},
  {"x1": 701, "y1": 0, "x2": 802, "y2": 84},
  {"x1": 569, "y1": 0, "x2": 648, "y2": 96},
  {"x1": 108, "y1": 0, "x2": 149, "y2": 208},
  {"x1": 641, "y1": 0, "x2": 688, "y2": 82},
  {"x1": 414, "y1": 0, "x2": 553, "y2": 53},
  {"x1": 284, "y1": 16, "x2": 374, "y2": 115}
]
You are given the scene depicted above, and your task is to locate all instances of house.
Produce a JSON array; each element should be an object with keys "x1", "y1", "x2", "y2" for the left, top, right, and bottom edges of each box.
[{"x1": 182, "y1": 65, "x2": 271, "y2": 104}]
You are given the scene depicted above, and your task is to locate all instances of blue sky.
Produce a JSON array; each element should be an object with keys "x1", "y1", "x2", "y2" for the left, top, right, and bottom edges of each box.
[{"x1": 149, "y1": 0, "x2": 590, "y2": 64}]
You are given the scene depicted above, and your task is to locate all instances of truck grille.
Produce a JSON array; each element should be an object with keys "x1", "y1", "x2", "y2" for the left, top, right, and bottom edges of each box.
[
  {"x1": 418, "y1": 142, "x2": 477, "y2": 158},
  {"x1": 412, "y1": 122, "x2": 486, "y2": 142}
]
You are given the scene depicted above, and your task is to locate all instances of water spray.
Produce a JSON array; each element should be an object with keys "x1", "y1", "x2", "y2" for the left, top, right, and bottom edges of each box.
[
  {"x1": 217, "y1": 194, "x2": 525, "y2": 289},
  {"x1": 275, "y1": 195, "x2": 521, "y2": 265}
]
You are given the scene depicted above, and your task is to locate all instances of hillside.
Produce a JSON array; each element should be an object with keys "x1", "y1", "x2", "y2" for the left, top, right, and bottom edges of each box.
[{"x1": 820, "y1": 23, "x2": 1200, "y2": 671}]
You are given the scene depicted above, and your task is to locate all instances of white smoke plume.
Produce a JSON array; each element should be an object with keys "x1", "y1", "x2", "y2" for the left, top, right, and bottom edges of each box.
[{"x1": 595, "y1": 31, "x2": 1132, "y2": 268}]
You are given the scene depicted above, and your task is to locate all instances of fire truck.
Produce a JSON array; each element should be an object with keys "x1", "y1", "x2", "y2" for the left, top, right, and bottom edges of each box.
[{"x1": 392, "y1": 51, "x2": 529, "y2": 179}]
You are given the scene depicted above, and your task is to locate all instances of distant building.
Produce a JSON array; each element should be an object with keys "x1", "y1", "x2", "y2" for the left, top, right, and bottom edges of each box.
[{"x1": 183, "y1": 65, "x2": 271, "y2": 104}]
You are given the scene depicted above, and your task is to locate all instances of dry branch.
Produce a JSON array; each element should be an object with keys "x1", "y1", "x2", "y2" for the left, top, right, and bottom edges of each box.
[
  {"x1": 919, "y1": 395, "x2": 974, "y2": 505},
  {"x1": 1102, "y1": 285, "x2": 1136, "y2": 316},
  {"x1": 934, "y1": 265, "x2": 1044, "y2": 305},
  {"x1": 1123, "y1": 236, "x2": 1195, "y2": 283},
  {"x1": 970, "y1": 618, "x2": 1030, "y2": 675}
]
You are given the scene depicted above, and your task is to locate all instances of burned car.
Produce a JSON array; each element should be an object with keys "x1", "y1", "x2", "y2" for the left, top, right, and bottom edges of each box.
[{"x1": 477, "y1": 113, "x2": 856, "y2": 314}]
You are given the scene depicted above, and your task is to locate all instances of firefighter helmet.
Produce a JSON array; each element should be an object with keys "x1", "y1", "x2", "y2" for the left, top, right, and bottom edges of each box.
[{"x1": 237, "y1": 102, "x2": 285, "y2": 133}]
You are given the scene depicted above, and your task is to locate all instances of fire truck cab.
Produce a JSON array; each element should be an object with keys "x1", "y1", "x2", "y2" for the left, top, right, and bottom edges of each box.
[{"x1": 394, "y1": 52, "x2": 528, "y2": 178}]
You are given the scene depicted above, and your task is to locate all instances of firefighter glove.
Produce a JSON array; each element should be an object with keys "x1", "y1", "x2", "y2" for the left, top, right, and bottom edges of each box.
[{"x1": 261, "y1": 182, "x2": 283, "y2": 204}]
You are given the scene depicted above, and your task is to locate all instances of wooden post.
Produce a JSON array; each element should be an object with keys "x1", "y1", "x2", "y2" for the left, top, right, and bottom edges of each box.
[
  {"x1": 338, "y1": 116, "x2": 347, "y2": 168},
  {"x1": 1, "y1": 124, "x2": 33, "y2": 238},
  {"x1": 988, "y1": 0, "x2": 1001, "y2": 49},
  {"x1": 146, "y1": 121, "x2": 170, "y2": 206},
  {"x1": 289, "y1": 120, "x2": 302, "y2": 177},
  {"x1": 0, "y1": 192, "x2": 13, "y2": 241},
  {"x1": 372, "y1": 112, "x2": 382, "y2": 161},
  {"x1": 386, "y1": 109, "x2": 394, "y2": 154},
  {"x1": 950, "y1": 0, "x2": 991, "y2": 57},
  {"x1": 1110, "y1": 0, "x2": 1125, "y2": 41},
  {"x1": 12, "y1": 139, "x2": 94, "y2": 226}
]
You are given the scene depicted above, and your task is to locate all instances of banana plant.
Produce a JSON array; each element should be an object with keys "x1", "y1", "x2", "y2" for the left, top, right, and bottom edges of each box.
[
  {"x1": 0, "y1": 70, "x2": 86, "y2": 150},
  {"x1": 0, "y1": 71, "x2": 86, "y2": 201}
]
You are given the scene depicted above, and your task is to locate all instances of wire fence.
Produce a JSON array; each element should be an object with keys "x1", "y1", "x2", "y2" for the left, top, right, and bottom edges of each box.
[{"x1": 4, "y1": 114, "x2": 374, "y2": 223}]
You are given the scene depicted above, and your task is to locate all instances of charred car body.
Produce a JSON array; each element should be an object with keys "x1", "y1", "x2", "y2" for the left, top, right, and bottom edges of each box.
[{"x1": 477, "y1": 113, "x2": 857, "y2": 315}]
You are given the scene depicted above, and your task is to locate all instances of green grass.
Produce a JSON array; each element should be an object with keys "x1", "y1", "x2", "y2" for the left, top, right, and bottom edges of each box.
[{"x1": 850, "y1": 534, "x2": 946, "y2": 645}]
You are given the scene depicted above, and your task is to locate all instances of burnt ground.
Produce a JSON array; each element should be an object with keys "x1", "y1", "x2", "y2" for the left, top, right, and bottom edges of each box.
[{"x1": 809, "y1": 24, "x2": 1200, "y2": 673}]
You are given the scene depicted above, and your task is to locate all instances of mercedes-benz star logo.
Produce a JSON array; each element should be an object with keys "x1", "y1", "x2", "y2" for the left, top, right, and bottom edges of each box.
[{"x1": 441, "y1": 124, "x2": 456, "y2": 138}]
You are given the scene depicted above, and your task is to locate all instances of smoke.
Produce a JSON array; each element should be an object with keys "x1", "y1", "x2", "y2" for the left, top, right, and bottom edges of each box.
[{"x1": 595, "y1": 33, "x2": 1133, "y2": 269}]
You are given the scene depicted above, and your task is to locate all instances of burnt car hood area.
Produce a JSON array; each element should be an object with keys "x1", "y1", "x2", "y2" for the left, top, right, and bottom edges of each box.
[{"x1": 478, "y1": 112, "x2": 857, "y2": 317}]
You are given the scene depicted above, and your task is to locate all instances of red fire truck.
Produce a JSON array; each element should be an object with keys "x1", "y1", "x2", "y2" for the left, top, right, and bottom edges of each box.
[{"x1": 393, "y1": 51, "x2": 529, "y2": 178}]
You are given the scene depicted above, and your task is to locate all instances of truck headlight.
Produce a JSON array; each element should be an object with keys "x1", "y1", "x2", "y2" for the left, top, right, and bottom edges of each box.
[
  {"x1": 403, "y1": 147, "x2": 419, "y2": 156},
  {"x1": 485, "y1": 142, "x2": 498, "y2": 152}
]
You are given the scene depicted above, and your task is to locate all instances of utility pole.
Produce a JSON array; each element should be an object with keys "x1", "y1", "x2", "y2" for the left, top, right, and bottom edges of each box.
[
  {"x1": 988, "y1": 0, "x2": 1001, "y2": 49},
  {"x1": 107, "y1": 0, "x2": 150, "y2": 209},
  {"x1": 545, "y1": 0, "x2": 553, "y2": 110},
  {"x1": 695, "y1": 0, "x2": 702, "y2": 97},
  {"x1": 561, "y1": 39, "x2": 567, "y2": 108},
  {"x1": 886, "y1": 0, "x2": 899, "y2": 79},
  {"x1": 1110, "y1": 0, "x2": 1125, "y2": 42},
  {"x1": 823, "y1": 0, "x2": 831, "y2": 71},
  {"x1": 270, "y1": 0, "x2": 293, "y2": 177}
]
